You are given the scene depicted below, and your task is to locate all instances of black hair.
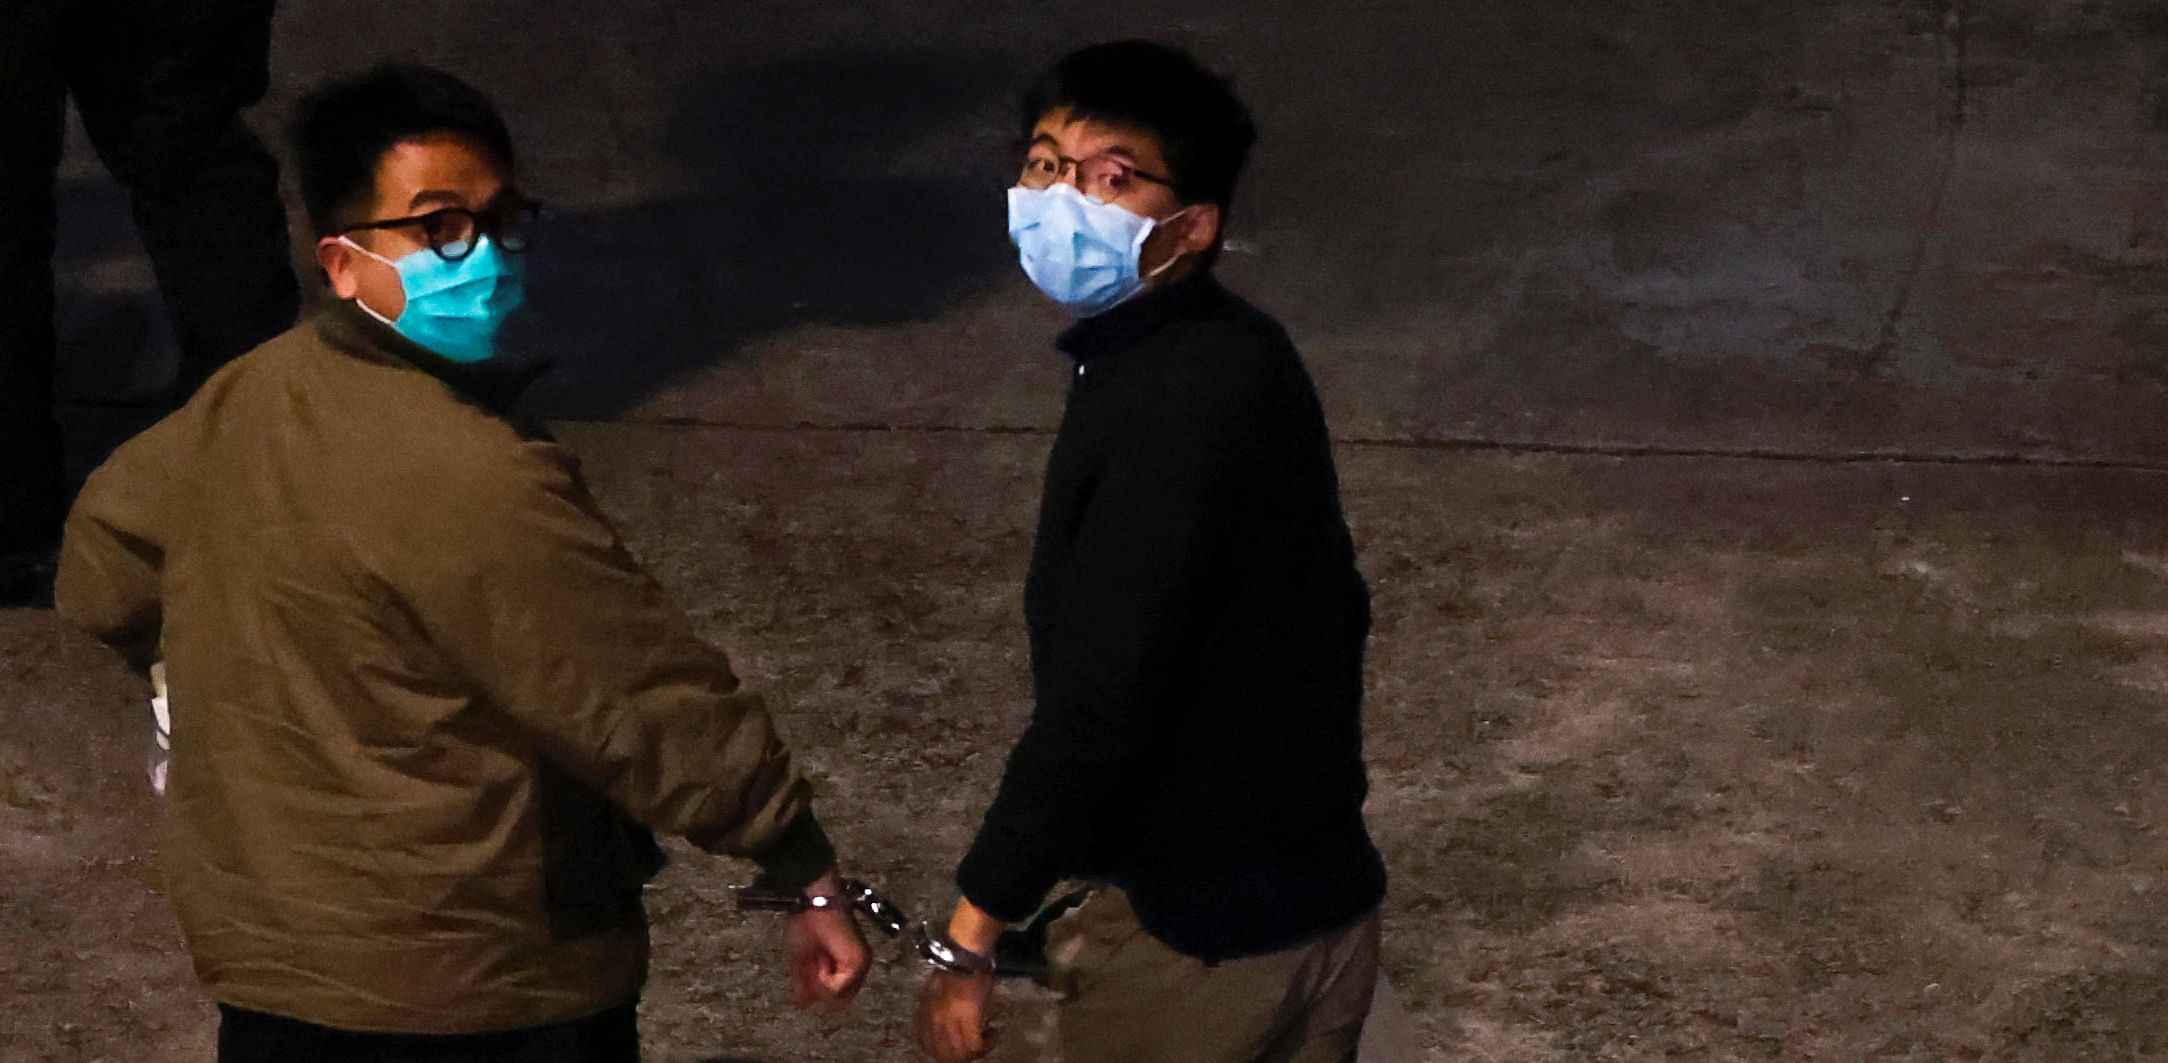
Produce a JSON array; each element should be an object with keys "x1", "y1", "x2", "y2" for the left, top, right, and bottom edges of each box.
[
  {"x1": 1021, "y1": 40, "x2": 1257, "y2": 210},
  {"x1": 288, "y1": 63, "x2": 515, "y2": 238}
]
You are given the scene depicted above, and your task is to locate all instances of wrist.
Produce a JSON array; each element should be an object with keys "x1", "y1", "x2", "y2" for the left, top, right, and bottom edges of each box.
[
  {"x1": 738, "y1": 872, "x2": 907, "y2": 938},
  {"x1": 946, "y1": 898, "x2": 1005, "y2": 957},
  {"x1": 742, "y1": 868, "x2": 848, "y2": 916},
  {"x1": 788, "y1": 868, "x2": 851, "y2": 919},
  {"x1": 919, "y1": 924, "x2": 996, "y2": 977}
]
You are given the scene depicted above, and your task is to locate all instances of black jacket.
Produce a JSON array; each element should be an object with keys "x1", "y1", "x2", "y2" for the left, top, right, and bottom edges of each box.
[{"x1": 957, "y1": 273, "x2": 1387, "y2": 963}]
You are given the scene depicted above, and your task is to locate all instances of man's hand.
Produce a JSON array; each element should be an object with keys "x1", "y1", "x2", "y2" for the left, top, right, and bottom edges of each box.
[
  {"x1": 783, "y1": 870, "x2": 871, "y2": 1011},
  {"x1": 915, "y1": 898, "x2": 1005, "y2": 1061},
  {"x1": 916, "y1": 967, "x2": 998, "y2": 1062}
]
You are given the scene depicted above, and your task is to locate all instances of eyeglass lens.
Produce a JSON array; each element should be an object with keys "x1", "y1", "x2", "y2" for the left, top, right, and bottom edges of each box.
[
  {"x1": 1019, "y1": 154, "x2": 1136, "y2": 201},
  {"x1": 428, "y1": 211, "x2": 480, "y2": 260},
  {"x1": 428, "y1": 203, "x2": 536, "y2": 261}
]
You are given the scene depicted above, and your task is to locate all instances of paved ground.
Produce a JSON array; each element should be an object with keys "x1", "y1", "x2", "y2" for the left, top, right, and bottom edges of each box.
[{"x1": 6, "y1": 432, "x2": 2167, "y2": 1061}]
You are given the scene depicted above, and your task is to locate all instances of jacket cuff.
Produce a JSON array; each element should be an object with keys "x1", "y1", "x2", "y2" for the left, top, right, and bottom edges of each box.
[
  {"x1": 747, "y1": 810, "x2": 836, "y2": 893},
  {"x1": 954, "y1": 846, "x2": 1046, "y2": 925}
]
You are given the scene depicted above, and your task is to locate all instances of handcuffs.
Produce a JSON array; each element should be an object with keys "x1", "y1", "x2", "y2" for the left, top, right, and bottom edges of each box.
[
  {"x1": 918, "y1": 925, "x2": 997, "y2": 977},
  {"x1": 734, "y1": 876, "x2": 1069, "y2": 980},
  {"x1": 734, "y1": 875, "x2": 910, "y2": 937}
]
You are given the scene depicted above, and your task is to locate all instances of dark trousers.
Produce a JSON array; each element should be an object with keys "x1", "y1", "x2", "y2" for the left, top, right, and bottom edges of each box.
[
  {"x1": 0, "y1": 0, "x2": 298, "y2": 554},
  {"x1": 217, "y1": 1001, "x2": 642, "y2": 1063}
]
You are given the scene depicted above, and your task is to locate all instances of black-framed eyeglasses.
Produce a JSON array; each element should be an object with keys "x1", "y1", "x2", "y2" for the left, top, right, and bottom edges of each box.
[
  {"x1": 337, "y1": 193, "x2": 544, "y2": 262},
  {"x1": 1017, "y1": 150, "x2": 1172, "y2": 202}
]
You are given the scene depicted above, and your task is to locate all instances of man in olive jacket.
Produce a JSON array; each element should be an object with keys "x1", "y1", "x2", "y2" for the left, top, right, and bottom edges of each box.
[{"x1": 56, "y1": 64, "x2": 867, "y2": 1062}]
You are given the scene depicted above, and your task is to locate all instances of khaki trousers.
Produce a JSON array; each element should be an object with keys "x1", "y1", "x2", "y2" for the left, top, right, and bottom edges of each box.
[{"x1": 1045, "y1": 887, "x2": 1381, "y2": 1063}]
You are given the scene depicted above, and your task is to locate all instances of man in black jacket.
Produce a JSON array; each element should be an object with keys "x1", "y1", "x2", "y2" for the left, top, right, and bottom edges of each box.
[{"x1": 916, "y1": 40, "x2": 1387, "y2": 1063}]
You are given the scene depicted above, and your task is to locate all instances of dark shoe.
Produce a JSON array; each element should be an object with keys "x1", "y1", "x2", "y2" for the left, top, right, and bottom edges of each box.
[{"x1": 0, "y1": 552, "x2": 57, "y2": 609}]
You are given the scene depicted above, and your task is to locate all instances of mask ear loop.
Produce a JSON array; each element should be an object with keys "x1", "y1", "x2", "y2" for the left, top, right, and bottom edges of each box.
[
  {"x1": 337, "y1": 235, "x2": 403, "y2": 327},
  {"x1": 1142, "y1": 206, "x2": 1197, "y2": 281}
]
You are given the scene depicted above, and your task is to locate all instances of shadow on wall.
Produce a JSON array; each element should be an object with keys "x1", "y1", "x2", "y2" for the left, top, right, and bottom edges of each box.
[{"x1": 508, "y1": 45, "x2": 1024, "y2": 418}]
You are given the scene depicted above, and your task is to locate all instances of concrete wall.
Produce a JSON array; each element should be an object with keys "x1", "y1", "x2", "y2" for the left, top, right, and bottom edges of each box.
[{"x1": 53, "y1": 0, "x2": 2168, "y2": 462}]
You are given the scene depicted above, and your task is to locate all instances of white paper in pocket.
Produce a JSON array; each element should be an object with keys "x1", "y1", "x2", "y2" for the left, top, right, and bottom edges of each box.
[{"x1": 148, "y1": 661, "x2": 171, "y2": 795}]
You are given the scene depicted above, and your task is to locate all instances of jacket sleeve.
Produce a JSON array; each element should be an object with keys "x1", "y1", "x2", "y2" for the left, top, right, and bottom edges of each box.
[
  {"x1": 54, "y1": 423, "x2": 178, "y2": 671},
  {"x1": 405, "y1": 439, "x2": 834, "y2": 889},
  {"x1": 955, "y1": 381, "x2": 1245, "y2": 922}
]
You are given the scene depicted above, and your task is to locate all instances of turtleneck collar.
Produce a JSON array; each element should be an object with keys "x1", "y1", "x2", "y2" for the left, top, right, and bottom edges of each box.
[{"x1": 1054, "y1": 270, "x2": 1227, "y2": 366}]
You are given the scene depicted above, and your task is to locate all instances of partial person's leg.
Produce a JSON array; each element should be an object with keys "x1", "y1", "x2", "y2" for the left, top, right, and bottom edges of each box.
[
  {"x1": 0, "y1": 0, "x2": 71, "y2": 596},
  {"x1": 1051, "y1": 887, "x2": 1379, "y2": 1063},
  {"x1": 65, "y1": 0, "x2": 297, "y2": 403}
]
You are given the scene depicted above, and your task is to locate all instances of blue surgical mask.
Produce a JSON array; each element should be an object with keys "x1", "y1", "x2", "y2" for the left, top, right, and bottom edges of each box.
[
  {"x1": 343, "y1": 234, "x2": 526, "y2": 363},
  {"x1": 1007, "y1": 184, "x2": 1188, "y2": 316}
]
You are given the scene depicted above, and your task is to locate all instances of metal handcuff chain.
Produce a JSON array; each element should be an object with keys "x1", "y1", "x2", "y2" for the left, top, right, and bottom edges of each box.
[{"x1": 733, "y1": 877, "x2": 1078, "y2": 982}]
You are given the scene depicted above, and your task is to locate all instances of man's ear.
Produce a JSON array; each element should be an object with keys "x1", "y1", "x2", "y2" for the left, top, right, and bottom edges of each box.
[
  {"x1": 317, "y1": 237, "x2": 360, "y2": 300},
  {"x1": 1174, "y1": 203, "x2": 1223, "y2": 259}
]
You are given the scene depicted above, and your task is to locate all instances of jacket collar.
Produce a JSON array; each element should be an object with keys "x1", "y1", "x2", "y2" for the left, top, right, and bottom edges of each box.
[
  {"x1": 1055, "y1": 271, "x2": 1227, "y2": 366},
  {"x1": 312, "y1": 298, "x2": 551, "y2": 423}
]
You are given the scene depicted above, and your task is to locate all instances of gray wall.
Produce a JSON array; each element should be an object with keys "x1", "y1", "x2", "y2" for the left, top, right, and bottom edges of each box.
[{"x1": 54, "y1": 0, "x2": 2168, "y2": 462}]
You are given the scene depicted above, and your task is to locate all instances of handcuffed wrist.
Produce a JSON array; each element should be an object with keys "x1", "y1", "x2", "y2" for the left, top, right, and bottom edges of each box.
[
  {"x1": 745, "y1": 871, "x2": 844, "y2": 911},
  {"x1": 736, "y1": 875, "x2": 910, "y2": 939},
  {"x1": 919, "y1": 925, "x2": 996, "y2": 977},
  {"x1": 790, "y1": 882, "x2": 851, "y2": 914}
]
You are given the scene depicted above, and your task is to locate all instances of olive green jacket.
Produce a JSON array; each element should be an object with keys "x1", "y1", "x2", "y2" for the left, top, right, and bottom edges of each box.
[{"x1": 57, "y1": 301, "x2": 834, "y2": 1034}]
